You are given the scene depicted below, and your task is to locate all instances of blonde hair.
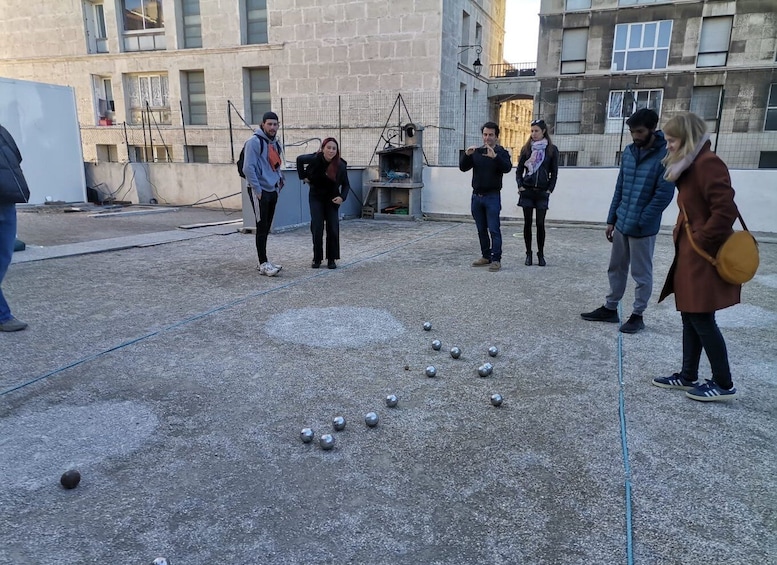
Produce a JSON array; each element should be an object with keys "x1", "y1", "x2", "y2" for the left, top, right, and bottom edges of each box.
[{"x1": 661, "y1": 112, "x2": 707, "y2": 168}]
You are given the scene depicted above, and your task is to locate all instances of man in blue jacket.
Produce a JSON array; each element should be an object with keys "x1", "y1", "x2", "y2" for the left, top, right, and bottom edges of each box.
[
  {"x1": 243, "y1": 111, "x2": 285, "y2": 277},
  {"x1": 581, "y1": 108, "x2": 674, "y2": 333}
]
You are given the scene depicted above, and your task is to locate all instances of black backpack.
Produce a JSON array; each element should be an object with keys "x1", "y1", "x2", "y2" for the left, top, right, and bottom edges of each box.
[{"x1": 237, "y1": 135, "x2": 266, "y2": 178}]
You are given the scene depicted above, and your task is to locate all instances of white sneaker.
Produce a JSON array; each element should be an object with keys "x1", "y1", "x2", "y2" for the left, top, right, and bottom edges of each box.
[
  {"x1": 258, "y1": 262, "x2": 279, "y2": 277},
  {"x1": 269, "y1": 261, "x2": 283, "y2": 272}
]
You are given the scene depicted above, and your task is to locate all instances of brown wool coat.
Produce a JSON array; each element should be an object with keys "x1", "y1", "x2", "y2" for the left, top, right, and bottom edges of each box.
[{"x1": 658, "y1": 143, "x2": 741, "y2": 312}]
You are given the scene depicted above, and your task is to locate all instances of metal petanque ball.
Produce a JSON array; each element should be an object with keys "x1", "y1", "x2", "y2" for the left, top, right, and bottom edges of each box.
[
  {"x1": 431, "y1": 339, "x2": 442, "y2": 351},
  {"x1": 425, "y1": 365, "x2": 437, "y2": 378},
  {"x1": 450, "y1": 346, "x2": 462, "y2": 359},
  {"x1": 319, "y1": 434, "x2": 335, "y2": 450},
  {"x1": 490, "y1": 394, "x2": 504, "y2": 407},
  {"x1": 423, "y1": 321, "x2": 432, "y2": 331},
  {"x1": 477, "y1": 365, "x2": 490, "y2": 378},
  {"x1": 333, "y1": 416, "x2": 346, "y2": 431},
  {"x1": 365, "y1": 412, "x2": 379, "y2": 427},
  {"x1": 152, "y1": 559, "x2": 169, "y2": 565},
  {"x1": 60, "y1": 469, "x2": 81, "y2": 490},
  {"x1": 386, "y1": 394, "x2": 399, "y2": 408},
  {"x1": 484, "y1": 362, "x2": 494, "y2": 375},
  {"x1": 300, "y1": 428, "x2": 315, "y2": 443},
  {"x1": 488, "y1": 346, "x2": 499, "y2": 357}
]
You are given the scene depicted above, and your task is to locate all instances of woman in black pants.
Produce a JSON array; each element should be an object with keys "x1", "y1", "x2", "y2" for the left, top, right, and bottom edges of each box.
[
  {"x1": 297, "y1": 137, "x2": 350, "y2": 269},
  {"x1": 516, "y1": 119, "x2": 558, "y2": 266}
]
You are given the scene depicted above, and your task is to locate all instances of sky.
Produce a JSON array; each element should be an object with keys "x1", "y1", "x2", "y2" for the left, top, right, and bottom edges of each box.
[{"x1": 503, "y1": 0, "x2": 541, "y2": 63}]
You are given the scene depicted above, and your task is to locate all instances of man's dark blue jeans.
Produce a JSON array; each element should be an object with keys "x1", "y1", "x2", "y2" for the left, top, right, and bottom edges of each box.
[{"x1": 471, "y1": 192, "x2": 502, "y2": 262}]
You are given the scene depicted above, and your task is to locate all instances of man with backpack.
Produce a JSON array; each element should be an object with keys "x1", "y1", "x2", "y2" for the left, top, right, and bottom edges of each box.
[{"x1": 241, "y1": 111, "x2": 285, "y2": 276}]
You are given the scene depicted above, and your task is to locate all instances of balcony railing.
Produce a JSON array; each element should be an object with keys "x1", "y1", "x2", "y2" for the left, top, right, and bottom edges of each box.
[{"x1": 490, "y1": 62, "x2": 537, "y2": 79}]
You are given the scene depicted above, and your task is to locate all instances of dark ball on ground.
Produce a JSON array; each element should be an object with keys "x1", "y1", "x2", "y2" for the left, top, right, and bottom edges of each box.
[{"x1": 60, "y1": 469, "x2": 81, "y2": 489}]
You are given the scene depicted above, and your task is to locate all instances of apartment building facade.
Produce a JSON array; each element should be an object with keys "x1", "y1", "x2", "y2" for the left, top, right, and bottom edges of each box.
[
  {"x1": 0, "y1": 0, "x2": 506, "y2": 166},
  {"x1": 536, "y1": 0, "x2": 777, "y2": 168}
]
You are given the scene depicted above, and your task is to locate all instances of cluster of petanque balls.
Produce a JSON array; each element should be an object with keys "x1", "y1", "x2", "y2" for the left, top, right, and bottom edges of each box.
[
  {"x1": 300, "y1": 401, "x2": 393, "y2": 451},
  {"x1": 424, "y1": 321, "x2": 504, "y2": 407},
  {"x1": 299, "y1": 321, "x2": 503, "y2": 451}
]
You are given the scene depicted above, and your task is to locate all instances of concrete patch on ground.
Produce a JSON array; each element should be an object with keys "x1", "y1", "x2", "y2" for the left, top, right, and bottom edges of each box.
[
  {"x1": 266, "y1": 306, "x2": 406, "y2": 348},
  {"x1": 0, "y1": 401, "x2": 158, "y2": 491},
  {"x1": 715, "y1": 303, "x2": 777, "y2": 328}
]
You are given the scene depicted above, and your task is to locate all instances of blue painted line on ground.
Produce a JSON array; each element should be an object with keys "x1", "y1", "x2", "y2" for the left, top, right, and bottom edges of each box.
[
  {"x1": 617, "y1": 304, "x2": 635, "y2": 565},
  {"x1": 1, "y1": 223, "x2": 461, "y2": 397}
]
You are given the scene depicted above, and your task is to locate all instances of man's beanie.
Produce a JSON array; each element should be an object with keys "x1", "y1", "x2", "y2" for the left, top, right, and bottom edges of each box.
[{"x1": 262, "y1": 111, "x2": 279, "y2": 122}]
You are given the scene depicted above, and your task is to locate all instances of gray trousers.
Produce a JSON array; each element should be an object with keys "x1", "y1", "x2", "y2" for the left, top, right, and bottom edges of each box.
[{"x1": 605, "y1": 229, "x2": 656, "y2": 316}]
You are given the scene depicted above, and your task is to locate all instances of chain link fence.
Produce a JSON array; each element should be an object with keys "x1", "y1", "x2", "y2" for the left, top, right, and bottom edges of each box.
[
  {"x1": 80, "y1": 91, "x2": 491, "y2": 168},
  {"x1": 80, "y1": 88, "x2": 776, "y2": 170}
]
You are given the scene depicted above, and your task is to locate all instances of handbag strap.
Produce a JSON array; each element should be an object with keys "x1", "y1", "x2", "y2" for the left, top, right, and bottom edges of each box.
[{"x1": 681, "y1": 206, "x2": 750, "y2": 268}]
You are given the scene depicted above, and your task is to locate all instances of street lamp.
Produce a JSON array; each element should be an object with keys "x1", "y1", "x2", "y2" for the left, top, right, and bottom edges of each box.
[{"x1": 458, "y1": 44, "x2": 483, "y2": 76}]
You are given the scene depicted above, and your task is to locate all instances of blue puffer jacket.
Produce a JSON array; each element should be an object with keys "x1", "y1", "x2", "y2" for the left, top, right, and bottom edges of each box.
[{"x1": 607, "y1": 131, "x2": 675, "y2": 237}]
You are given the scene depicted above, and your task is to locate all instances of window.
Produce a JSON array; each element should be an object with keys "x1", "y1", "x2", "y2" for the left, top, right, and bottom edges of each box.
[
  {"x1": 561, "y1": 28, "x2": 588, "y2": 74},
  {"x1": 246, "y1": 0, "x2": 268, "y2": 45},
  {"x1": 184, "y1": 71, "x2": 207, "y2": 125},
  {"x1": 124, "y1": 0, "x2": 163, "y2": 31},
  {"x1": 94, "y1": 76, "x2": 115, "y2": 123},
  {"x1": 247, "y1": 68, "x2": 271, "y2": 124},
  {"x1": 123, "y1": 0, "x2": 165, "y2": 51},
  {"x1": 186, "y1": 145, "x2": 209, "y2": 163},
  {"x1": 697, "y1": 16, "x2": 732, "y2": 67},
  {"x1": 766, "y1": 84, "x2": 777, "y2": 131},
  {"x1": 132, "y1": 145, "x2": 171, "y2": 163},
  {"x1": 557, "y1": 92, "x2": 583, "y2": 134},
  {"x1": 607, "y1": 89, "x2": 662, "y2": 132},
  {"x1": 758, "y1": 152, "x2": 777, "y2": 169},
  {"x1": 84, "y1": 1, "x2": 108, "y2": 53},
  {"x1": 612, "y1": 21, "x2": 672, "y2": 71},
  {"x1": 618, "y1": 0, "x2": 673, "y2": 4},
  {"x1": 127, "y1": 73, "x2": 170, "y2": 124},
  {"x1": 566, "y1": 0, "x2": 591, "y2": 10},
  {"x1": 181, "y1": 0, "x2": 202, "y2": 48},
  {"x1": 96, "y1": 144, "x2": 119, "y2": 162},
  {"x1": 558, "y1": 151, "x2": 578, "y2": 166},
  {"x1": 690, "y1": 86, "x2": 722, "y2": 132},
  {"x1": 460, "y1": 11, "x2": 470, "y2": 65}
]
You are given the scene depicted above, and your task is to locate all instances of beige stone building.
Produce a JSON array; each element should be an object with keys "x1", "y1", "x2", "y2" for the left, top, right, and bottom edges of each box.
[
  {"x1": 0, "y1": 0, "x2": 509, "y2": 166},
  {"x1": 536, "y1": 0, "x2": 777, "y2": 168}
]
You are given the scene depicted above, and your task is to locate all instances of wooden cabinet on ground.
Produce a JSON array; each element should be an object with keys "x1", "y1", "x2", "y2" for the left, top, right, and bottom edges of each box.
[{"x1": 366, "y1": 137, "x2": 424, "y2": 219}]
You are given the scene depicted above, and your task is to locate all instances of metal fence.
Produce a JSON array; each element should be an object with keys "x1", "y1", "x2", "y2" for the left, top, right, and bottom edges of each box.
[
  {"x1": 79, "y1": 88, "x2": 777, "y2": 170},
  {"x1": 80, "y1": 91, "x2": 492, "y2": 168},
  {"x1": 538, "y1": 85, "x2": 777, "y2": 169}
]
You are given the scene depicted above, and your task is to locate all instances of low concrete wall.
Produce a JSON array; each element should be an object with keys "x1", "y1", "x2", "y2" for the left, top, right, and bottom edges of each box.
[
  {"x1": 85, "y1": 163, "x2": 777, "y2": 233},
  {"x1": 423, "y1": 166, "x2": 777, "y2": 233},
  {"x1": 85, "y1": 162, "x2": 244, "y2": 210}
]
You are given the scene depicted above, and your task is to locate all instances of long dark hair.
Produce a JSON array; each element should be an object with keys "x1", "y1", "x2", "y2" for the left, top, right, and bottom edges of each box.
[
  {"x1": 520, "y1": 119, "x2": 553, "y2": 157},
  {"x1": 320, "y1": 137, "x2": 341, "y2": 181}
]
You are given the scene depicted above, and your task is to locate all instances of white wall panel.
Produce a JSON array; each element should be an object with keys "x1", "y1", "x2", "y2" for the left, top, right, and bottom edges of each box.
[{"x1": 0, "y1": 77, "x2": 86, "y2": 204}]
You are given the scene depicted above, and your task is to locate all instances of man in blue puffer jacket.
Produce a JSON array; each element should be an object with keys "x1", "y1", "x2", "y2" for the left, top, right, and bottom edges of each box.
[{"x1": 581, "y1": 109, "x2": 675, "y2": 334}]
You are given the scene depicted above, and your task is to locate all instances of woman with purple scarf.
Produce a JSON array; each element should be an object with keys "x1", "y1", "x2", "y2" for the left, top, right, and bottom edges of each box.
[{"x1": 516, "y1": 119, "x2": 558, "y2": 266}]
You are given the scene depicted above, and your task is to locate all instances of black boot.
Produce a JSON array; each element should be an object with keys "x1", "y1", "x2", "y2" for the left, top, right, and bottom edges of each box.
[
  {"x1": 525, "y1": 252, "x2": 532, "y2": 266},
  {"x1": 537, "y1": 252, "x2": 546, "y2": 267}
]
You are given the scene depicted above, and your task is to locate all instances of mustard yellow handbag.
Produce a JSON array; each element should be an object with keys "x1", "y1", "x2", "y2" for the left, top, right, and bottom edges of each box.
[{"x1": 682, "y1": 207, "x2": 759, "y2": 285}]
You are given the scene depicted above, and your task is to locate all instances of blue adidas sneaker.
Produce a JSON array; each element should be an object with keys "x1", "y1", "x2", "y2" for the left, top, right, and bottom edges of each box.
[
  {"x1": 652, "y1": 373, "x2": 697, "y2": 390},
  {"x1": 685, "y1": 379, "x2": 738, "y2": 402}
]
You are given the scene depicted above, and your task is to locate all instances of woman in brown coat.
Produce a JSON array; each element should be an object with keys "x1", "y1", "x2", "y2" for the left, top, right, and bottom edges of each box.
[{"x1": 652, "y1": 112, "x2": 740, "y2": 402}]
